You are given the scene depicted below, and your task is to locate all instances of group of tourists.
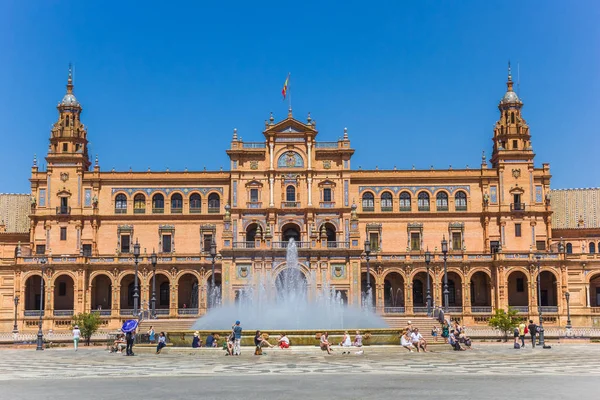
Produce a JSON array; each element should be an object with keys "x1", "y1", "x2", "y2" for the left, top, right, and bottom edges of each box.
[
  {"x1": 400, "y1": 321, "x2": 428, "y2": 352},
  {"x1": 513, "y1": 319, "x2": 540, "y2": 349},
  {"x1": 319, "y1": 330, "x2": 364, "y2": 355}
]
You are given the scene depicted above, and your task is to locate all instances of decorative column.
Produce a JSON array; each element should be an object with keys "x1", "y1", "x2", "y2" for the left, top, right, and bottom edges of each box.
[
  {"x1": 269, "y1": 177, "x2": 274, "y2": 207},
  {"x1": 307, "y1": 177, "x2": 313, "y2": 206},
  {"x1": 307, "y1": 142, "x2": 312, "y2": 170},
  {"x1": 404, "y1": 279, "x2": 412, "y2": 315},
  {"x1": 111, "y1": 283, "x2": 120, "y2": 317}
]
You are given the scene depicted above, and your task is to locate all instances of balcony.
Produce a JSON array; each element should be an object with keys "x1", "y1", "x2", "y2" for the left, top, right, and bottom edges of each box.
[
  {"x1": 119, "y1": 309, "x2": 135, "y2": 316},
  {"x1": 242, "y1": 142, "x2": 266, "y2": 149},
  {"x1": 247, "y1": 202, "x2": 262, "y2": 209},
  {"x1": 178, "y1": 308, "x2": 199, "y2": 316},
  {"x1": 327, "y1": 241, "x2": 350, "y2": 249},
  {"x1": 152, "y1": 207, "x2": 164, "y2": 214},
  {"x1": 53, "y1": 310, "x2": 74, "y2": 317},
  {"x1": 24, "y1": 310, "x2": 45, "y2": 317},
  {"x1": 114, "y1": 208, "x2": 127, "y2": 214},
  {"x1": 189, "y1": 207, "x2": 201, "y2": 214},
  {"x1": 171, "y1": 207, "x2": 182, "y2": 214},
  {"x1": 539, "y1": 306, "x2": 558, "y2": 313},
  {"x1": 273, "y1": 241, "x2": 311, "y2": 249},
  {"x1": 233, "y1": 241, "x2": 255, "y2": 249},
  {"x1": 510, "y1": 203, "x2": 526, "y2": 212},
  {"x1": 418, "y1": 205, "x2": 430, "y2": 212},
  {"x1": 208, "y1": 207, "x2": 220, "y2": 214},
  {"x1": 471, "y1": 306, "x2": 492, "y2": 313},
  {"x1": 281, "y1": 201, "x2": 300, "y2": 208},
  {"x1": 319, "y1": 201, "x2": 336, "y2": 208},
  {"x1": 436, "y1": 205, "x2": 449, "y2": 212},
  {"x1": 134, "y1": 208, "x2": 146, "y2": 214},
  {"x1": 315, "y1": 142, "x2": 338, "y2": 149},
  {"x1": 93, "y1": 309, "x2": 112, "y2": 317},
  {"x1": 381, "y1": 206, "x2": 393, "y2": 212},
  {"x1": 56, "y1": 206, "x2": 71, "y2": 215},
  {"x1": 384, "y1": 307, "x2": 405, "y2": 314},
  {"x1": 399, "y1": 206, "x2": 411, "y2": 212},
  {"x1": 155, "y1": 309, "x2": 170, "y2": 316},
  {"x1": 512, "y1": 306, "x2": 529, "y2": 313},
  {"x1": 455, "y1": 204, "x2": 467, "y2": 211},
  {"x1": 446, "y1": 306, "x2": 463, "y2": 313},
  {"x1": 362, "y1": 206, "x2": 374, "y2": 212},
  {"x1": 413, "y1": 307, "x2": 429, "y2": 314}
]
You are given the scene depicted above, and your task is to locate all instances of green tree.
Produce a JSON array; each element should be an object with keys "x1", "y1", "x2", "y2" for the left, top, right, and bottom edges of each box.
[
  {"x1": 488, "y1": 307, "x2": 521, "y2": 342},
  {"x1": 72, "y1": 312, "x2": 102, "y2": 346}
]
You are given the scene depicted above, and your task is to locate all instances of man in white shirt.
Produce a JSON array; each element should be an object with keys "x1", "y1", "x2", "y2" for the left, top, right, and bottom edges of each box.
[
  {"x1": 410, "y1": 328, "x2": 428, "y2": 352},
  {"x1": 72, "y1": 325, "x2": 81, "y2": 351}
]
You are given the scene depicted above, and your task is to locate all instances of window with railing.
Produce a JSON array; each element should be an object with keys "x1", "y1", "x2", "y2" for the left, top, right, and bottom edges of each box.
[
  {"x1": 399, "y1": 192, "x2": 411, "y2": 211},
  {"x1": 171, "y1": 193, "x2": 183, "y2": 213},
  {"x1": 134, "y1": 194, "x2": 146, "y2": 214},
  {"x1": 455, "y1": 191, "x2": 467, "y2": 211},
  {"x1": 115, "y1": 194, "x2": 127, "y2": 214},
  {"x1": 208, "y1": 193, "x2": 220, "y2": 213},
  {"x1": 189, "y1": 193, "x2": 201, "y2": 213},
  {"x1": 152, "y1": 194, "x2": 164, "y2": 214},
  {"x1": 286, "y1": 185, "x2": 296, "y2": 202},
  {"x1": 418, "y1": 192, "x2": 430, "y2": 211},
  {"x1": 381, "y1": 192, "x2": 393, "y2": 212},
  {"x1": 362, "y1": 192, "x2": 374, "y2": 212},
  {"x1": 250, "y1": 188, "x2": 259, "y2": 203},
  {"x1": 410, "y1": 232, "x2": 421, "y2": 251},
  {"x1": 436, "y1": 192, "x2": 448, "y2": 211}
]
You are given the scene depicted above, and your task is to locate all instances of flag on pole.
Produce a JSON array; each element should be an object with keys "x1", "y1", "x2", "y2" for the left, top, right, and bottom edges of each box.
[{"x1": 282, "y1": 73, "x2": 290, "y2": 100}]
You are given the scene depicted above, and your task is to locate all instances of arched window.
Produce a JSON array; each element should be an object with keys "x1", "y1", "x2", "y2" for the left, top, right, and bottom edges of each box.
[
  {"x1": 590, "y1": 242, "x2": 596, "y2": 254},
  {"x1": 286, "y1": 185, "x2": 296, "y2": 202},
  {"x1": 455, "y1": 191, "x2": 467, "y2": 211},
  {"x1": 208, "y1": 193, "x2": 220, "y2": 213},
  {"x1": 115, "y1": 194, "x2": 127, "y2": 214},
  {"x1": 66, "y1": 115, "x2": 70, "y2": 127},
  {"x1": 418, "y1": 192, "x2": 430, "y2": 211},
  {"x1": 436, "y1": 192, "x2": 449, "y2": 211},
  {"x1": 566, "y1": 243, "x2": 572, "y2": 254},
  {"x1": 362, "y1": 192, "x2": 374, "y2": 211},
  {"x1": 399, "y1": 192, "x2": 411, "y2": 211},
  {"x1": 511, "y1": 112, "x2": 515, "y2": 124},
  {"x1": 159, "y1": 282, "x2": 170, "y2": 306},
  {"x1": 152, "y1": 194, "x2": 164, "y2": 213},
  {"x1": 171, "y1": 193, "x2": 183, "y2": 213},
  {"x1": 381, "y1": 192, "x2": 393, "y2": 211},
  {"x1": 189, "y1": 193, "x2": 201, "y2": 213},
  {"x1": 134, "y1": 194, "x2": 146, "y2": 214}
]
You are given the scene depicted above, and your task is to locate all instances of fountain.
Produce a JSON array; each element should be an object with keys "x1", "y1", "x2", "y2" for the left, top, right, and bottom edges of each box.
[{"x1": 192, "y1": 238, "x2": 388, "y2": 330}]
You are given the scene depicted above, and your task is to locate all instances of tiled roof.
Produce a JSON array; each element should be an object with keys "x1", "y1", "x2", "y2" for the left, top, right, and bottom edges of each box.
[
  {"x1": 0, "y1": 194, "x2": 30, "y2": 233},
  {"x1": 551, "y1": 188, "x2": 600, "y2": 229}
]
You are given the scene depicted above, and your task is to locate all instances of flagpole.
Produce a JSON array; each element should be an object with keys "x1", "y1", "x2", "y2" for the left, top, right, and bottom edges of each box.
[{"x1": 288, "y1": 72, "x2": 292, "y2": 112}]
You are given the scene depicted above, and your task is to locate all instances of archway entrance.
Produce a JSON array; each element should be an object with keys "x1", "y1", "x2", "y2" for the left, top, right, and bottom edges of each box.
[
  {"x1": 507, "y1": 271, "x2": 529, "y2": 308},
  {"x1": 281, "y1": 223, "x2": 301, "y2": 242},
  {"x1": 24, "y1": 275, "x2": 45, "y2": 311},
  {"x1": 91, "y1": 274, "x2": 112, "y2": 310},
  {"x1": 53, "y1": 275, "x2": 75, "y2": 313},
  {"x1": 538, "y1": 271, "x2": 558, "y2": 307},
  {"x1": 322, "y1": 223, "x2": 337, "y2": 247},
  {"x1": 119, "y1": 275, "x2": 135, "y2": 310},
  {"x1": 412, "y1": 271, "x2": 434, "y2": 309},
  {"x1": 178, "y1": 273, "x2": 199, "y2": 310},
  {"x1": 591, "y1": 274, "x2": 600, "y2": 307},
  {"x1": 443, "y1": 272, "x2": 463, "y2": 308},
  {"x1": 470, "y1": 271, "x2": 491, "y2": 308},
  {"x1": 384, "y1": 272, "x2": 404, "y2": 310},
  {"x1": 156, "y1": 274, "x2": 171, "y2": 311}
]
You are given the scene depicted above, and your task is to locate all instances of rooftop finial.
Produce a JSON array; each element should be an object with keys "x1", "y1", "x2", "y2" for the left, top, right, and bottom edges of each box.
[
  {"x1": 33, "y1": 154, "x2": 37, "y2": 167},
  {"x1": 507, "y1": 61, "x2": 512, "y2": 82},
  {"x1": 233, "y1": 128, "x2": 238, "y2": 140},
  {"x1": 67, "y1": 63, "x2": 74, "y2": 93},
  {"x1": 269, "y1": 112, "x2": 274, "y2": 124},
  {"x1": 307, "y1": 112, "x2": 312, "y2": 124},
  {"x1": 343, "y1": 127, "x2": 348, "y2": 140},
  {"x1": 288, "y1": 106, "x2": 292, "y2": 118},
  {"x1": 95, "y1": 154, "x2": 99, "y2": 167}
]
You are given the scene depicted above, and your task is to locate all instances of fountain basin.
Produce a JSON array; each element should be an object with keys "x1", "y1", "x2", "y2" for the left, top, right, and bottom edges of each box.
[{"x1": 165, "y1": 329, "x2": 402, "y2": 347}]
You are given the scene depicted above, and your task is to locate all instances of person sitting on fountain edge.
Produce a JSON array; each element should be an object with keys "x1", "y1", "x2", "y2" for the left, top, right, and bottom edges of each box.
[
  {"x1": 320, "y1": 332, "x2": 333, "y2": 354},
  {"x1": 206, "y1": 332, "x2": 216, "y2": 348},
  {"x1": 278, "y1": 333, "x2": 290, "y2": 349}
]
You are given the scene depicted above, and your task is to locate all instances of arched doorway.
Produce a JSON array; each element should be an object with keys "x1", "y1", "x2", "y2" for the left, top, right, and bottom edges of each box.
[
  {"x1": 323, "y1": 223, "x2": 337, "y2": 247},
  {"x1": 24, "y1": 275, "x2": 45, "y2": 311},
  {"x1": 91, "y1": 274, "x2": 112, "y2": 310},
  {"x1": 245, "y1": 223, "x2": 260, "y2": 247},
  {"x1": 443, "y1": 272, "x2": 463, "y2": 308},
  {"x1": 538, "y1": 271, "x2": 558, "y2": 307},
  {"x1": 53, "y1": 275, "x2": 75, "y2": 313},
  {"x1": 178, "y1": 273, "x2": 199, "y2": 311},
  {"x1": 412, "y1": 271, "x2": 434, "y2": 309},
  {"x1": 119, "y1": 275, "x2": 135, "y2": 311},
  {"x1": 590, "y1": 273, "x2": 600, "y2": 307},
  {"x1": 507, "y1": 270, "x2": 529, "y2": 308},
  {"x1": 384, "y1": 272, "x2": 404, "y2": 311},
  {"x1": 361, "y1": 271, "x2": 377, "y2": 307},
  {"x1": 275, "y1": 266, "x2": 308, "y2": 302},
  {"x1": 156, "y1": 274, "x2": 171, "y2": 312},
  {"x1": 470, "y1": 271, "x2": 491, "y2": 309},
  {"x1": 281, "y1": 223, "x2": 301, "y2": 242}
]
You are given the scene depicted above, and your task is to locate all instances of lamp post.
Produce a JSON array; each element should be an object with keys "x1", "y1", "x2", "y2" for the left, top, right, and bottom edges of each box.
[
  {"x1": 441, "y1": 236, "x2": 449, "y2": 313},
  {"x1": 133, "y1": 239, "x2": 140, "y2": 316},
  {"x1": 364, "y1": 240, "x2": 371, "y2": 290},
  {"x1": 151, "y1": 250, "x2": 157, "y2": 319},
  {"x1": 36, "y1": 258, "x2": 47, "y2": 351},
  {"x1": 12, "y1": 295, "x2": 19, "y2": 334},
  {"x1": 425, "y1": 249, "x2": 432, "y2": 317},
  {"x1": 565, "y1": 291, "x2": 572, "y2": 330},
  {"x1": 209, "y1": 239, "x2": 217, "y2": 308},
  {"x1": 535, "y1": 254, "x2": 550, "y2": 348}
]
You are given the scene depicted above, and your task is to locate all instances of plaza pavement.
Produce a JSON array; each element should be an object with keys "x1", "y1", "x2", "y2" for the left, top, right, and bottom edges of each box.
[{"x1": 1, "y1": 344, "x2": 599, "y2": 399}]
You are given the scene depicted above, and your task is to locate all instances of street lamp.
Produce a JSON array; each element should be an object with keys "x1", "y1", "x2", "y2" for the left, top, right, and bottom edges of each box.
[
  {"x1": 209, "y1": 239, "x2": 217, "y2": 308},
  {"x1": 133, "y1": 239, "x2": 140, "y2": 316},
  {"x1": 425, "y1": 249, "x2": 432, "y2": 317},
  {"x1": 364, "y1": 240, "x2": 371, "y2": 291},
  {"x1": 565, "y1": 291, "x2": 572, "y2": 330},
  {"x1": 151, "y1": 250, "x2": 157, "y2": 319},
  {"x1": 535, "y1": 254, "x2": 550, "y2": 349},
  {"x1": 441, "y1": 236, "x2": 449, "y2": 313},
  {"x1": 12, "y1": 295, "x2": 19, "y2": 334},
  {"x1": 36, "y1": 258, "x2": 47, "y2": 351}
]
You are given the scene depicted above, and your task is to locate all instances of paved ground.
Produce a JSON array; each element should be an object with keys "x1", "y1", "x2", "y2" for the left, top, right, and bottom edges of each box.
[{"x1": 1, "y1": 344, "x2": 599, "y2": 399}]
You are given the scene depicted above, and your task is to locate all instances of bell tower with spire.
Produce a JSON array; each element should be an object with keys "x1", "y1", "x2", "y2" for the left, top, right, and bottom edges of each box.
[
  {"x1": 46, "y1": 64, "x2": 91, "y2": 170},
  {"x1": 490, "y1": 62, "x2": 533, "y2": 167}
]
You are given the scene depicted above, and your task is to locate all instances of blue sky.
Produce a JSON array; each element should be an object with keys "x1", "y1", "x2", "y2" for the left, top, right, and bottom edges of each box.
[{"x1": 1, "y1": 1, "x2": 598, "y2": 193}]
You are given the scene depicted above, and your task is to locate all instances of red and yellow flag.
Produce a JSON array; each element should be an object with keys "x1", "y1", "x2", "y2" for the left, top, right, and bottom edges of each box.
[{"x1": 282, "y1": 73, "x2": 290, "y2": 100}]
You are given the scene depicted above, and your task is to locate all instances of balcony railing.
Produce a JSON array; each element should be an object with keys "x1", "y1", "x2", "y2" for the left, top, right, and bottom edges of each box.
[
  {"x1": 171, "y1": 207, "x2": 182, "y2": 214},
  {"x1": 152, "y1": 207, "x2": 164, "y2": 214},
  {"x1": 114, "y1": 208, "x2": 127, "y2": 214},
  {"x1": 53, "y1": 310, "x2": 74, "y2": 317},
  {"x1": 119, "y1": 309, "x2": 135, "y2": 316},
  {"x1": 134, "y1": 208, "x2": 146, "y2": 214},
  {"x1": 455, "y1": 204, "x2": 468, "y2": 211},
  {"x1": 418, "y1": 205, "x2": 430, "y2": 212},
  {"x1": 362, "y1": 206, "x2": 374, "y2": 212},
  {"x1": 591, "y1": 307, "x2": 600, "y2": 314},
  {"x1": 189, "y1": 207, "x2": 201, "y2": 213},
  {"x1": 399, "y1": 206, "x2": 411, "y2": 212},
  {"x1": 242, "y1": 142, "x2": 266, "y2": 149},
  {"x1": 471, "y1": 306, "x2": 492, "y2": 313},
  {"x1": 510, "y1": 203, "x2": 526, "y2": 212},
  {"x1": 56, "y1": 206, "x2": 71, "y2": 215},
  {"x1": 384, "y1": 307, "x2": 405, "y2": 314},
  {"x1": 539, "y1": 306, "x2": 559, "y2": 313},
  {"x1": 246, "y1": 201, "x2": 262, "y2": 209},
  {"x1": 413, "y1": 307, "x2": 429, "y2": 314},
  {"x1": 381, "y1": 206, "x2": 393, "y2": 212},
  {"x1": 93, "y1": 309, "x2": 112, "y2": 316},
  {"x1": 178, "y1": 308, "x2": 199, "y2": 316},
  {"x1": 446, "y1": 306, "x2": 463, "y2": 313},
  {"x1": 24, "y1": 310, "x2": 45, "y2": 317},
  {"x1": 315, "y1": 142, "x2": 338, "y2": 148},
  {"x1": 327, "y1": 241, "x2": 350, "y2": 249},
  {"x1": 436, "y1": 205, "x2": 449, "y2": 212},
  {"x1": 281, "y1": 201, "x2": 300, "y2": 208},
  {"x1": 273, "y1": 241, "x2": 311, "y2": 249},
  {"x1": 319, "y1": 201, "x2": 336, "y2": 208},
  {"x1": 233, "y1": 241, "x2": 255, "y2": 249},
  {"x1": 208, "y1": 207, "x2": 220, "y2": 213},
  {"x1": 512, "y1": 306, "x2": 529, "y2": 313},
  {"x1": 155, "y1": 309, "x2": 170, "y2": 316}
]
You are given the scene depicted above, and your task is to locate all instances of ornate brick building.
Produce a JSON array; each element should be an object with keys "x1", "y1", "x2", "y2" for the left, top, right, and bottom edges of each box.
[{"x1": 1, "y1": 66, "x2": 599, "y2": 332}]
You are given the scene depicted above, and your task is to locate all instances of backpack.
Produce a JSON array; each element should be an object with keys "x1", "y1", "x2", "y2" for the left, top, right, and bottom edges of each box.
[
  {"x1": 524, "y1": 326, "x2": 529, "y2": 334},
  {"x1": 514, "y1": 342, "x2": 520, "y2": 349}
]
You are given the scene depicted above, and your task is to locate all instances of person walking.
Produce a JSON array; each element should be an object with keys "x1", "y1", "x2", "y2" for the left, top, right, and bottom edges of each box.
[
  {"x1": 126, "y1": 329, "x2": 136, "y2": 356},
  {"x1": 148, "y1": 326, "x2": 155, "y2": 344},
  {"x1": 527, "y1": 319, "x2": 538, "y2": 348},
  {"x1": 232, "y1": 320, "x2": 243, "y2": 355},
  {"x1": 156, "y1": 332, "x2": 167, "y2": 354},
  {"x1": 441, "y1": 321, "x2": 450, "y2": 344},
  {"x1": 518, "y1": 321, "x2": 526, "y2": 348},
  {"x1": 72, "y1": 324, "x2": 81, "y2": 351}
]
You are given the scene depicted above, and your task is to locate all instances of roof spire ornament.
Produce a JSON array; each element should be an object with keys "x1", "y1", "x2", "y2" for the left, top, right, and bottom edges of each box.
[
  {"x1": 33, "y1": 154, "x2": 37, "y2": 167},
  {"x1": 343, "y1": 127, "x2": 348, "y2": 140},
  {"x1": 67, "y1": 63, "x2": 74, "y2": 93},
  {"x1": 269, "y1": 112, "x2": 274, "y2": 124},
  {"x1": 232, "y1": 128, "x2": 238, "y2": 141},
  {"x1": 307, "y1": 112, "x2": 312, "y2": 124},
  {"x1": 288, "y1": 106, "x2": 292, "y2": 118},
  {"x1": 95, "y1": 154, "x2": 99, "y2": 168}
]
